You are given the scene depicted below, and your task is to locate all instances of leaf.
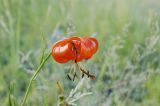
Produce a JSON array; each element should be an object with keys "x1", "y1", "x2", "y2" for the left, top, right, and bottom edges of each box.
[
  {"x1": 40, "y1": 32, "x2": 48, "y2": 64},
  {"x1": 8, "y1": 83, "x2": 13, "y2": 106}
]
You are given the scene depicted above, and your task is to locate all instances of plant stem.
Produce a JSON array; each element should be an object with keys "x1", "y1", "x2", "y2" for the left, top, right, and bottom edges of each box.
[{"x1": 21, "y1": 52, "x2": 52, "y2": 106}]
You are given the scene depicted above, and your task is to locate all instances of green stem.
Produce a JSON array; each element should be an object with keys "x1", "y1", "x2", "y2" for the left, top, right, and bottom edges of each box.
[{"x1": 21, "y1": 52, "x2": 52, "y2": 106}]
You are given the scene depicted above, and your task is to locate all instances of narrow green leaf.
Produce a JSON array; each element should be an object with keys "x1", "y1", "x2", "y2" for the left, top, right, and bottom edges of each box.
[
  {"x1": 8, "y1": 83, "x2": 13, "y2": 106},
  {"x1": 40, "y1": 32, "x2": 48, "y2": 64}
]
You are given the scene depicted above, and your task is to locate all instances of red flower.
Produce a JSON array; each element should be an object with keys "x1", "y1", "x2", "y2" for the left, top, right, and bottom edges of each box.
[{"x1": 52, "y1": 36, "x2": 99, "y2": 63}]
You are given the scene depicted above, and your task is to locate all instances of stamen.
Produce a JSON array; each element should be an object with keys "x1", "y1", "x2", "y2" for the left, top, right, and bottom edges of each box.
[
  {"x1": 82, "y1": 73, "x2": 84, "y2": 78},
  {"x1": 73, "y1": 72, "x2": 77, "y2": 81},
  {"x1": 75, "y1": 62, "x2": 96, "y2": 80},
  {"x1": 67, "y1": 74, "x2": 72, "y2": 80}
]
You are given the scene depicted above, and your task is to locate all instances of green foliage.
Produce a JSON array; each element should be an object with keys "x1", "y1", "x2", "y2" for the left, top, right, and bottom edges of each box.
[{"x1": 0, "y1": 0, "x2": 160, "y2": 106}]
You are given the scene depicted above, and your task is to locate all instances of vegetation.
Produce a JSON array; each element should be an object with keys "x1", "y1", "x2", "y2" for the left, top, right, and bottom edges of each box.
[{"x1": 0, "y1": 0, "x2": 160, "y2": 106}]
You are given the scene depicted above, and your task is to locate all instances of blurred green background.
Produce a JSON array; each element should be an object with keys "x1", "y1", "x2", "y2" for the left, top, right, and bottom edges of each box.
[{"x1": 0, "y1": 0, "x2": 160, "y2": 106}]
